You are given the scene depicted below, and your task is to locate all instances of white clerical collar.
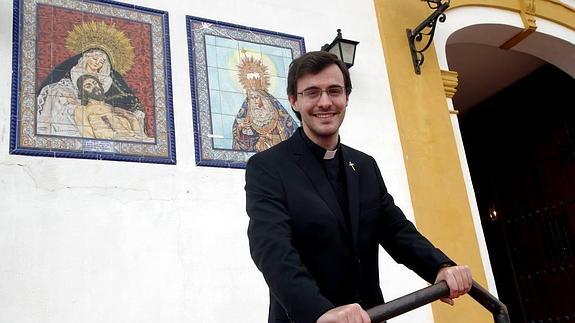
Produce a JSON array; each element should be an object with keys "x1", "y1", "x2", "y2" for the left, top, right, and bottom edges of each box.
[{"x1": 323, "y1": 149, "x2": 337, "y2": 160}]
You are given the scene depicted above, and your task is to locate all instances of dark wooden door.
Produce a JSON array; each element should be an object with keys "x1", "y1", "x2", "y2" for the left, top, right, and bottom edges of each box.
[{"x1": 459, "y1": 64, "x2": 575, "y2": 323}]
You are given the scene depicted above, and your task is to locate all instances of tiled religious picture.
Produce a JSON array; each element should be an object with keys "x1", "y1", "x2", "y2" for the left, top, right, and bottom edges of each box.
[
  {"x1": 10, "y1": 0, "x2": 176, "y2": 164},
  {"x1": 187, "y1": 16, "x2": 305, "y2": 168}
]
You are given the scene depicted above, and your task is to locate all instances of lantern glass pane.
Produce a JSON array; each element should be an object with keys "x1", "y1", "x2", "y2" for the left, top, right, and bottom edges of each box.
[
  {"x1": 328, "y1": 44, "x2": 342, "y2": 61},
  {"x1": 340, "y1": 42, "x2": 356, "y2": 66}
]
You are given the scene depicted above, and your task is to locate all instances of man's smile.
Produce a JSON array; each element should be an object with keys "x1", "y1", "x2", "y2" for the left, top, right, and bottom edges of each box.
[{"x1": 313, "y1": 112, "x2": 337, "y2": 119}]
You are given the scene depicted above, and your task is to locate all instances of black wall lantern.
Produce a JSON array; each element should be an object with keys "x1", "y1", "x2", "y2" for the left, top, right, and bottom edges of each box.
[
  {"x1": 407, "y1": 0, "x2": 450, "y2": 74},
  {"x1": 321, "y1": 29, "x2": 359, "y2": 69}
]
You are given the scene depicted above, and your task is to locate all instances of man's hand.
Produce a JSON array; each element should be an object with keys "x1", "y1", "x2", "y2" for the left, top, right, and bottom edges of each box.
[
  {"x1": 316, "y1": 303, "x2": 371, "y2": 323},
  {"x1": 434, "y1": 265, "x2": 472, "y2": 306}
]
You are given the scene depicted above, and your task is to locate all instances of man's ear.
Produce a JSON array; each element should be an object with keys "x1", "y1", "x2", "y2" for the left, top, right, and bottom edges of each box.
[{"x1": 288, "y1": 95, "x2": 298, "y2": 111}]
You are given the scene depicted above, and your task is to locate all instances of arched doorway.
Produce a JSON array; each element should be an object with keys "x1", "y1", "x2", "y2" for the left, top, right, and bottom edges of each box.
[{"x1": 447, "y1": 23, "x2": 575, "y2": 322}]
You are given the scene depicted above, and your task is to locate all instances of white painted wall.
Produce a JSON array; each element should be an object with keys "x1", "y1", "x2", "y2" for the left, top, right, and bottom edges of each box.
[{"x1": 0, "y1": 0, "x2": 439, "y2": 322}]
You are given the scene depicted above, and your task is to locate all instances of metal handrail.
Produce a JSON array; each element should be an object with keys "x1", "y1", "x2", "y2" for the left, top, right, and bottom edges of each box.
[{"x1": 366, "y1": 280, "x2": 509, "y2": 323}]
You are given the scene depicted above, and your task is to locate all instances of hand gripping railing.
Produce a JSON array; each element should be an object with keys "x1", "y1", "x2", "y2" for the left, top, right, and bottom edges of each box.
[{"x1": 366, "y1": 280, "x2": 510, "y2": 323}]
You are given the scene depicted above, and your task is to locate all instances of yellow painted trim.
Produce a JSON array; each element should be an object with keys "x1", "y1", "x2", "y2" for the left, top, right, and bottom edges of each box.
[
  {"x1": 548, "y1": 0, "x2": 575, "y2": 11},
  {"x1": 373, "y1": 1, "x2": 489, "y2": 323},
  {"x1": 449, "y1": 0, "x2": 575, "y2": 48},
  {"x1": 497, "y1": 0, "x2": 539, "y2": 49},
  {"x1": 449, "y1": 0, "x2": 575, "y2": 30},
  {"x1": 441, "y1": 70, "x2": 458, "y2": 99},
  {"x1": 519, "y1": 0, "x2": 537, "y2": 29}
]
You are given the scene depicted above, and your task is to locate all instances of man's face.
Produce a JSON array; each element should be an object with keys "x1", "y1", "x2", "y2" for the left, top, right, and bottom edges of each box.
[
  {"x1": 81, "y1": 77, "x2": 105, "y2": 102},
  {"x1": 288, "y1": 64, "x2": 348, "y2": 147}
]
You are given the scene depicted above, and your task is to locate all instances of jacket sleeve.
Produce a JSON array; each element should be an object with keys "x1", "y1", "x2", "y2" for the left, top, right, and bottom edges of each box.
[
  {"x1": 371, "y1": 157, "x2": 455, "y2": 283},
  {"x1": 245, "y1": 154, "x2": 334, "y2": 322}
]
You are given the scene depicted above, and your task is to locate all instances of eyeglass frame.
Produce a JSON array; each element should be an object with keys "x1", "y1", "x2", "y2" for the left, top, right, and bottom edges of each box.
[{"x1": 296, "y1": 85, "x2": 349, "y2": 101}]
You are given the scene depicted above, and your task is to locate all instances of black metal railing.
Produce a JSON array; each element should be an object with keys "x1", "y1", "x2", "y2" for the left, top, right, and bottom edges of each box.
[{"x1": 366, "y1": 280, "x2": 509, "y2": 323}]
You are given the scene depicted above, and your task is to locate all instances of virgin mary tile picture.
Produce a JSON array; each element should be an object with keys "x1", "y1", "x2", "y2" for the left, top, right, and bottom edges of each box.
[
  {"x1": 187, "y1": 16, "x2": 305, "y2": 168},
  {"x1": 10, "y1": 0, "x2": 175, "y2": 164}
]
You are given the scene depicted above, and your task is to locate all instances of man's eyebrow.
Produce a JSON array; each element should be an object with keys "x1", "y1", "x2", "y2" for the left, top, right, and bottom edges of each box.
[
  {"x1": 300, "y1": 86, "x2": 320, "y2": 92},
  {"x1": 300, "y1": 84, "x2": 344, "y2": 91}
]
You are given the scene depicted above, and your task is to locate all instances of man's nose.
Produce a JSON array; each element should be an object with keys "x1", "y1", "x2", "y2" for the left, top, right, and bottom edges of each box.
[{"x1": 316, "y1": 91, "x2": 333, "y2": 106}]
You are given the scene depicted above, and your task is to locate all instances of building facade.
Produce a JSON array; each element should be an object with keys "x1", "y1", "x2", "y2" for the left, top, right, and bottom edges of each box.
[{"x1": 0, "y1": 0, "x2": 573, "y2": 322}]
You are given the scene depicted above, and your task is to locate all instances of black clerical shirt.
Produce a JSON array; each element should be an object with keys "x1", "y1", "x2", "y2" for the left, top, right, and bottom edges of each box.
[{"x1": 299, "y1": 129, "x2": 352, "y2": 234}]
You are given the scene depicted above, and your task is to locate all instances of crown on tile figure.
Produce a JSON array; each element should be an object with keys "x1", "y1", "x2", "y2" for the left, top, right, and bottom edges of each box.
[{"x1": 66, "y1": 21, "x2": 135, "y2": 75}]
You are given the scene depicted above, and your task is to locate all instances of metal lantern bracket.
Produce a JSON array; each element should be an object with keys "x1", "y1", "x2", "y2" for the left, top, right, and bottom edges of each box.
[{"x1": 407, "y1": 0, "x2": 450, "y2": 74}]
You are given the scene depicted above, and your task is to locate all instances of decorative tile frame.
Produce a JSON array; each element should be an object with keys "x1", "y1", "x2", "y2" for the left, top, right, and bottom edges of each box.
[
  {"x1": 187, "y1": 16, "x2": 305, "y2": 168},
  {"x1": 10, "y1": 0, "x2": 176, "y2": 164}
]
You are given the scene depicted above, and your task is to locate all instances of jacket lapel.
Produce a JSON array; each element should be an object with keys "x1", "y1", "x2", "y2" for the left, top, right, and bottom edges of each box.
[
  {"x1": 341, "y1": 146, "x2": 360, "y2": 252},
  {"x1": 289, "y1": 133, "x2": 351, "y2": 238}
]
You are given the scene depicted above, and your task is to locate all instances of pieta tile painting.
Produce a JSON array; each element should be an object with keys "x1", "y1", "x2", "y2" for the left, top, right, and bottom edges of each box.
[
  {"x1": 187, "y1": 16, "x2": 305, "y2": 168},
  {"x1": 10, "y1": 0, "x2": 176, "y2": 164}
]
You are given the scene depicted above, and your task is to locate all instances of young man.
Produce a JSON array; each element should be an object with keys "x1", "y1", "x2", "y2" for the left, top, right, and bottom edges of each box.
[{"x1": 245, "y1": 51, "x2": 472, "y2": 323}]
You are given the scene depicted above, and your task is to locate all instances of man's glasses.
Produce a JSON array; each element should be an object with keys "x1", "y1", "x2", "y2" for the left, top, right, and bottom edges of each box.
[{"x1": 297, "y1": 86, "x2": 346, "y2": 101}]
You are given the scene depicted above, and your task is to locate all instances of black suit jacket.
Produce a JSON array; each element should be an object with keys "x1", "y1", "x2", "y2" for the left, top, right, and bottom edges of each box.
[{"x1": 246, "y1": 129, "x2": 453, "y2": 323}]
